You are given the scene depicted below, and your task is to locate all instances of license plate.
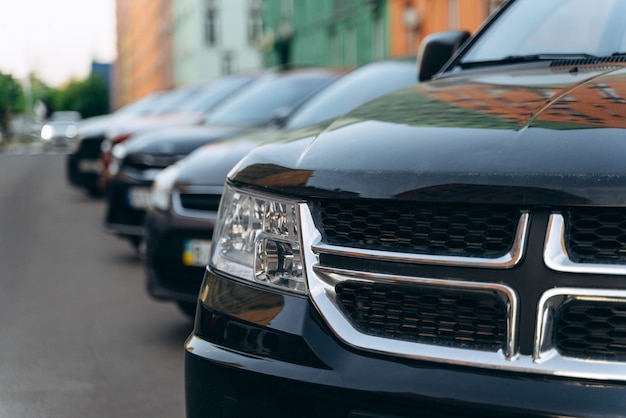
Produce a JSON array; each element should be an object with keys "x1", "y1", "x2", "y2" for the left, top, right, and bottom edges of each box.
[
  {"x1": 78, "y1": 159, "x2": 102, "y2": 173},
  {"x1": 128, "y1": 187, "x2": 152, "y2": 209},
  {"x1": 183, "y1": 239, "x2": 212, "y2": 266}
]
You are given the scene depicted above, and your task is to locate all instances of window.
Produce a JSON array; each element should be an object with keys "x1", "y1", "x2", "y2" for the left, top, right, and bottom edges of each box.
[
  {"x1": 248, "y1": 0, "x2": 263, "y2": 45},
  {"x1": 205, "y1": 0, "x2": 218, "y2": 46}
]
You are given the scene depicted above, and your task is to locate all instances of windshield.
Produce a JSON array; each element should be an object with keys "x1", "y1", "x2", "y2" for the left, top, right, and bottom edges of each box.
[
  {"x1": 461, "y1": 0, "x2": 626, "y2": 65},
  {"x1": 205, "y1": 73, "x2": 337, "y2": 127},
  {"x1": 178, "y1": 76, "x2": 255, "y2": 113},
  {"x1": 116, "y1": 92, "x2": 166, "y2": 116},
  {"x1": 285, "y1": 61, "x2": 417, "y2": 130},
  {"x1": 148, "y1": 86, "x2": 205, "y2": 115}
]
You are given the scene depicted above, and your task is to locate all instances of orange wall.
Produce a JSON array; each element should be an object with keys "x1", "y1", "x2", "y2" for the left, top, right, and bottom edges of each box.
[
  {"x1": 114, "y1": 0, "x2": 173, "y2": 109},
  {"x1": 389, "y1": 0, "x2": 494, "y2": 58}
]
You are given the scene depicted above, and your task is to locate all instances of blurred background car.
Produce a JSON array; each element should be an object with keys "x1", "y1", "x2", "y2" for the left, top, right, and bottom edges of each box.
[
  {"x1": 66, "y1": 91, "x2": 167, "y2": 196},
  {"x1": 98, "y1": 73, "x2": 259, "y2": 191},
  {"x1": 40, "y1": 110, "x2": 81, "y2": 151},
  {"x1": 103, "y1": 68, "x2": 341, "y2": 252},
  {"x1": 66, "y1": 74, "x2": 255, "y2": 197},
  {"x1": 143, "y1": 60, "x2": 418, "y2": 317}
]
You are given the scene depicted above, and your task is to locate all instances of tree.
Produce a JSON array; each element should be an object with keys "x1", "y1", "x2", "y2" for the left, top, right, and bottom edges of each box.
[
  {"x1": 0, "y1": 72, "x2": 24, "y2": 140},
  {"x1": 55, "y1": 75, "x2": 110, "y2": 118}
]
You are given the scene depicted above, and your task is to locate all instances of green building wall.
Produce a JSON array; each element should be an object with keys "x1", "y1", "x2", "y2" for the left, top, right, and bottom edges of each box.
[{"x1": 261, "y1": 0, "x2": 388, "y2": 69}]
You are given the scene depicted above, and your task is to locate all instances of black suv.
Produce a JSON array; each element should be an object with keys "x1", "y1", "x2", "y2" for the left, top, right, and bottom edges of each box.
[{"x1": 186, "y1": 1, "x2": 626, "y2": 417}]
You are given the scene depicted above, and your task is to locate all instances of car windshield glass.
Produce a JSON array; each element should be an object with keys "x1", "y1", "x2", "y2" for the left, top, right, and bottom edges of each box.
[
  {"x1": 148, "y1": 86, "x2": 204, "y2": 114},
  {"x1": 117, "y1": 92, "x2": 166, "y2": 116},
  {"x1": 177, "y1": 76, "x2": 254, "y2": 113},
  {"x1": 461, "y1": 0, "x2": 626, "y2": 65},
  {"x1": 285, "y1": 62, "x2": 417, "y2": 130},
  {"x1": 205, "y1": 74, "x2": 336, "y2": 127}
]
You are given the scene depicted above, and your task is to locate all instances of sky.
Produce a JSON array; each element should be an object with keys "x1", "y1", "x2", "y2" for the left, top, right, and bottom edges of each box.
[{"x1": 0, "y1": 0, "x2": 116, "y2": 87}]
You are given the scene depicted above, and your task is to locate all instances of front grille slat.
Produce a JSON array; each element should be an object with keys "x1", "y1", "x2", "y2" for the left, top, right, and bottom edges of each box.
[
  {"x1": 179, "y1": 194, "x2": 221, "y2": 211},
  {"x1": 555, "y1": 299, "x2": 626, "y2": 361},
  {"x1": 565, "y1": 208, "x2": 626, "y2": 264},
  {"x1": 315, "y1": 199, "x2": 519, "y2": 259},
  {"x1": 336, "y1": 281, "x2": 507, "y2": 352}
]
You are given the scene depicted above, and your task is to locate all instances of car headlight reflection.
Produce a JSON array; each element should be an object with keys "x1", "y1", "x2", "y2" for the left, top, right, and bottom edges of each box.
[
  {"x1": 41, "y1": 125, "x2": 53, "y2": 140},
  {"x1": 150, "y1": 164, "x2": 181, "y2": 211},
  {"x1": 211, "y1": 184, "x2": 306, "y2": 294},
  {"x1": 108, "y1": 144, "x2": 127, "y2": 176}
]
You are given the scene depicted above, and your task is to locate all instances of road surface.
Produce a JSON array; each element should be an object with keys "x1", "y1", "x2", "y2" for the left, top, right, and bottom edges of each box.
[{"x1": 0, "y1": 150, "x2": 191, "y2": 417}]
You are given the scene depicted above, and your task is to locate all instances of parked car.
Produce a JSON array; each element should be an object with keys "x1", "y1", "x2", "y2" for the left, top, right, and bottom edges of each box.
[
  {"x1": 66, "y1": 91, "x2": 167, "y2": 196},
  {"x1": 103, "y1": 68, "x2": 341, "y2": 251},
  {"x1": 186, "y1": 1, "x2": 626, "y2": 417},
  {"x1": 143, "y1": 60, "x2": 419, "y2": 317},
  {"x1": 66, "y1": 76, "x2": 254, "y2": 196},
  {"x1": 40, "y1": 110, "x2": 81, "y2": 150},
  {"x1": 99, "y1": 74, "x2": 259, "y2": 189}
]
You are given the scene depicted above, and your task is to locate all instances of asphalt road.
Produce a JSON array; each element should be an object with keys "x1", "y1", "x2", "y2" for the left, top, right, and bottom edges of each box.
[{"x1": 0, "y1": 151, "x2": 191, "y2": 417}]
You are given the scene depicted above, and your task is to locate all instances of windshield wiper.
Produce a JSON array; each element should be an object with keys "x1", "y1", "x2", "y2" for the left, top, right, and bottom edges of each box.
[{"x1": 460, "y1": 53, "x2": 598, "y2": 69}]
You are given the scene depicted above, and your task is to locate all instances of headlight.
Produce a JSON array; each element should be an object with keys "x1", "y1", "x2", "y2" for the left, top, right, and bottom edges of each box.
[
  {"x1": 210, "y1": 184, "x2": 306, "y2": 294},
  {"x1": 65, "y1": 125, "x2": 78, "y2": 138},
  {"x1": 108, "y1": 144, "x2": 127, "y2": 176},
  {"x1": 150, "y1": 164, "x2": 181, "y2": 211},
  {"x1": 41, "y1": 125, "x2": 53, "y2": 140}
]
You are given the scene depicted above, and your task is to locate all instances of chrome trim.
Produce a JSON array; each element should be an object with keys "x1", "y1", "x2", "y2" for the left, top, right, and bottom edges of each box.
[
  {"x1": 172, "y1": 186, "x2": 223, "y2": 220},
  {"x1": 312, "y1": 212, "x2": 529, "y2": 269},
  {"x1": 544, "y1": 214, "x2": 626, "y2": 275},
  {"x1": 301, "y1": 203, "x2": 626, "y2": 381},
  {"x1": 314, "y1": 264, "x2": 519, "y2": 359},
  {"x1": 534, "y1": 287, "x2": 626, "y2": 380}
]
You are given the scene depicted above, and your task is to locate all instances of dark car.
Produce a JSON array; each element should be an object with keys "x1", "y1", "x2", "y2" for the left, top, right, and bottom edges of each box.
[
  {"x1": 143, "y1": 60, "x2": 419, "y2": 317},
  {"x1": 66, "y1": 91, "x2": 168, "y2": 196},
  {"x1": 66, "y1": 76, "x2": 253, "y2": 196},
  {"x1": 99, "y1": 74, "x2": 259, "y2": 189},
  {"x1": 103, "y1": 68, "x2": 341, "y2": 251},
  {"x1": 186, "y1": 1, "x2": 626, "y2": 417}
]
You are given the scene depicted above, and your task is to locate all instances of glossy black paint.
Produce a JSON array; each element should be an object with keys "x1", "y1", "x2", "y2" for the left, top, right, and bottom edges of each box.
[
  {"x1": 186, "y1": 3, "x2": 626, "y2": 417},
  {"x1": 233, "y1": 66, "x2": 626, "y2": 206},
  {"x1": 185, "y1": 269, "x2": 626, "y2": 418}
]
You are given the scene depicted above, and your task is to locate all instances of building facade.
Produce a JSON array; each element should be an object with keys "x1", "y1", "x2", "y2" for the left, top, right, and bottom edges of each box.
[
  {"x1": 172, "y1": 0, "x2": 264, "y2": 86},
  {"x1": 261, "y1": 0, "x2": 389, "y2": 68},
  {"x1": 113, "y1": 0, "x2": 503, "y2": 109},
  {"x1": 260, "y1": 0, "x2": 502, "y2": 68},
  {"x1": 114, "y1": 0, "x2": 174, "y2": 108},
  {"x1": 389, "y1": 0, "x2": 503, "y2": 57}
]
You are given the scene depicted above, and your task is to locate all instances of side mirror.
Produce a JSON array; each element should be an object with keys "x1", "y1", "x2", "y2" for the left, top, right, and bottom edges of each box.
[
  {"x1": 269, "y1": 106, "x2": 292, "y2": 127},
  {"x1": 417, "y1": 30, "x2": 471, "y2": 82}
]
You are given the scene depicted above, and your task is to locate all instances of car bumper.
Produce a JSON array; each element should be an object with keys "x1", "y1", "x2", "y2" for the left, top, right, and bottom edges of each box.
[
  {"x1": 145, "y1": 209, "x2": 215, "y2": 303},
  {"x1": 66, "y1": 152, "x2": 103, "y2": 192},
  {"x1": 185, "y1": 269, "x2": 626, "y2": 418},
  {"x1": 104, "y1": 177, "x2": 153, "y2": 237}
]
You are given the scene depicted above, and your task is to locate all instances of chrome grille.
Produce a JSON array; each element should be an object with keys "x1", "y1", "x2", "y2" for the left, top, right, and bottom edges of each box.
[
  {"x1": 179, "y1": 194, "x2": 221, "y2": 211},
  {"x1": 315, "y1": 199, "x2": 519, "y2": 258},
  {"x1": 336, "y1": 281, "x2": 507, "y2": 351},
  {"x1": 565, "y1": 208, "x2": 626, "y2": 264},
  {"x1": 555, "y1": 299, "x2": 626, "y2": 361}
]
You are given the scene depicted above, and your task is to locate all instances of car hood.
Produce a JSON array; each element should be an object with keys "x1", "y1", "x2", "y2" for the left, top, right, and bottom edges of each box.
[
  {"x1": 175, "y1": 121, "x2": 336, "y2": 187},
  {"x1": 106, "y1": 112, "x2": 204, "y2": 139},
  {"x1": 123, "y1": 124, "x2": 253, "y2": 157},
  {"x1": 232, "y1": 65, "x2": 626, "y2": 206}
]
